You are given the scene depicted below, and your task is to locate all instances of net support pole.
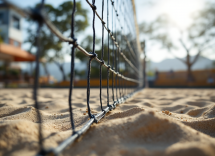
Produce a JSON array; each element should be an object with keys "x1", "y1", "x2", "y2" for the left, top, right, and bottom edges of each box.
[
  {"x1": 141, "y1": 40, "x2": 147, "y2": 88},
  {"x1": 131, "y1": 0, "x2": 143, "y2": 88}
]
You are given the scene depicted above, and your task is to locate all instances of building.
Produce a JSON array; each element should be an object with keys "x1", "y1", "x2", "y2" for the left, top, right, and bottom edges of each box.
[
  {"x1": 0, "y1": 1, "x2": 35, "y2": 87},
  {"x1": 0, "y1": 1, "x2": 35, "y2": 62}
]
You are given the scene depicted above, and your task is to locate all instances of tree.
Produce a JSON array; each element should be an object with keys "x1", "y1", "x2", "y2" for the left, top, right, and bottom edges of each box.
[
  {"x1": 49, "y1": 48, "x2": 69, "y2": 81},
  {"x1": 25, "y1": 1, "x2": 88, "y2": 81},
  {"x1": 0, "y1": 29, "x2": 3, "y2": 43},
  {"x1": 139, "y1": 3, "x2": 215, "y2": 82},
  {"x1": 213, "y1": 61, "x2": 215, "y2": 68}
]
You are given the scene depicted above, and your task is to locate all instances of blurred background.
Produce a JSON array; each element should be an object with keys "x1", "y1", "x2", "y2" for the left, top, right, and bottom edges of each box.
[{"x1": 0, "y1": 0, "x2": 214, "y2": 88}]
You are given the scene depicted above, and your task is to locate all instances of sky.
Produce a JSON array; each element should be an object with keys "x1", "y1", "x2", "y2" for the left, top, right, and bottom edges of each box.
[
  {"x1": 135, "y1": 0, "x2": 214, "y2": 62},
  {"x1": 7, "y1": 0, "x2": 215, "y2": 63}
]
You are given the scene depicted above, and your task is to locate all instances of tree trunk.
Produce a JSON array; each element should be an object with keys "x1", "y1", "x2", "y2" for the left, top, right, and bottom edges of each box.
[
  {"x1": 42, "y1": 63, "x2": 49, "y2": 76},
  {"x1": 59, "y1": 65, "x2": 66, "y2": 81},
  {"x1": 41, "y1": 63, "x2": 50, "y2": 84},
  {"x1": 54, "y1": 62, "x2": 66, "y2": 81},
  {"x1": 186, "y1": 53, "x2": 192, "y2": 82},
  {"x1": 143, "y1": 52, "x2": 147, "y2": 88},
  {"x1": 187, "y1": 64, "x2": 194, "y2": 82}
]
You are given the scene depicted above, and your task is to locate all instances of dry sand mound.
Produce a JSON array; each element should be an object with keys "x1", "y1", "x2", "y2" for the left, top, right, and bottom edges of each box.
[
  {"x1": 0, "y1": 89, "x2": 215, "y2": 156},
  {"x1": 66, "y1": 111, "x2": 215, "y2": 156},
  {"x1": 187, "y1": 107, "x2": 208, "y2": 117},
  {"x1": 204, "y1": 105, "x2": 215, "y2": 119}
]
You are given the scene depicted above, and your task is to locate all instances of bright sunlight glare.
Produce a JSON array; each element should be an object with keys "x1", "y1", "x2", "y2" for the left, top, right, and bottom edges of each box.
[{"x1": 158, "y1": 0, "x2": 203, "y2": 29}]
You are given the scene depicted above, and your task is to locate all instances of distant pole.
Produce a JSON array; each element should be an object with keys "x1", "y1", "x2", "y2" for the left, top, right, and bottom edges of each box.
[{"x1": 141, "y1": 41, "x2": 147, "y2": 88}]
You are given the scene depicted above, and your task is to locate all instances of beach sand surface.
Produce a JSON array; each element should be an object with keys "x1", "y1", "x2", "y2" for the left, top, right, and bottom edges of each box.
[{"x1": 0, "y1": 88, "x2": 215, "y2": 156}]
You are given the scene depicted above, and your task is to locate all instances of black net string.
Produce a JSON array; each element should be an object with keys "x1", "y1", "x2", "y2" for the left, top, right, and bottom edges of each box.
[
  {"x1": 117, "y1": 2, "x2": 120, "y2": 101},
  {"x1": 87, "y1": 1, "x2": 139, "y2": 75},
  {"x1": 121, "y1": 1, "x2": 125, "y2": 98},
  {"x1": 111, "y1": 0, "x2": 115, "y2": 104},
  {"x1": 113, "y1": 1, "x2": 119, "y2": 102},
  {"x1": 113, "y1": 0, "x2": 124, "y2": 104},
  {"x1": 118, "y1": 0, "x2": 122, "y2": 100},
  {"x1": 32, "y1": 0, "x2": 45, "y2": 153},
  {"x1": 8, "y1": 0, "x2": 144, "y2": 155},
  {"x1": 99, "y1": 0, "x2": 105, "y2": 111},
  {"x1": 117, "y1": 0, "x2": 122, "y2": 100},
  {"x1": 120, "y1": 1, "x2": 125, "y2": 97},
  {"x1": 86, "y1": 0, "x2": 97, "y2": 119},
  {"x1": 83, "y1": 0, "x2": 140, "y2": 110},
  {"x1": 107, "y1": 0, "x2": 111, "y2": 108},
  {"x1": 126, "y1": 0, "x2": 137, "y2": 94},
  {"x1": 68, "y1": 0, "x2": 76, "y2": 133},
  {"x1": 123, "y1": 3, "x2": 136, "y2": 66},
  {"x1": 110, "y1": 0, "x2": 138, "y2": 70}
]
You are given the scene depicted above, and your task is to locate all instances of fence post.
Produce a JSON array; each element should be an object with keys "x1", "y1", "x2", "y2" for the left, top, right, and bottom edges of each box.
[{"x1": 141, "y1": 40, "x2": 147, "y2": 88}]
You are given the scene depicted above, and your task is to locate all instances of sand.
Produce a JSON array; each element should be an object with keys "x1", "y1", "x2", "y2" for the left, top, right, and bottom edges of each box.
[{"x1": 0, "y1": 88, "x2": 215, "y2": 156}]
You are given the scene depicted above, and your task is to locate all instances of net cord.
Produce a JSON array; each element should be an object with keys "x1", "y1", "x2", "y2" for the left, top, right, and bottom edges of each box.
[
  {"x1": 68, "y1": 0, "x2": 76, "y2": 133},
  {"x1": 39, "y1": 11, "x2": 139, "y2": 82},
  {"x1": 32, "y1": 0, "x2": 45, "y2": 154},
  {"x1": 8, "y1": 0, "x2": 143, "y2": 155}
]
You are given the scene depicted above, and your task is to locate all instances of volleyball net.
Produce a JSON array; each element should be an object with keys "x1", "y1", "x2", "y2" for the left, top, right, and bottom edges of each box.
[{"x1": 3, "y1": 0, "x2": 144, "y2": 155}]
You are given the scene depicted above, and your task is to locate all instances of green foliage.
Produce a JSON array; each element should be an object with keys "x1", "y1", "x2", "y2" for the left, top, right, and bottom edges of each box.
[
  {"x1": 0, "y1": 65, "x2": 3, "y2": 71},
  {"x1": 139, "y1": 3, "x2": 215, "y2": 82},
  {"x1": 75, "y1": 34, "x2": 115, "y2": 79},
  {"x1": 139, "y1": 16, "x2": 178, "y2": 51},
  {"x1": 147, "y1": 71, "x2": 154, "y2": 77},
  {"x1": 8, "y1": 69, "x2": 19, "y2": 76},
  {"x1": 73, "y1": 69, "x2": 85, "y2": 79},
  {"x1": 25, "y1": 1, "x2": 89, "y2": 79},
  {"x1": 189, "y1": 1, "x2": 215, "y2": 39},
  {"x1": 0, "y1": 29, "x2": 3, "y2": 43},
  {"x1": 139, "y1": 2, "x2": 215, "y2": 65},
  {"x1": 0, "y1": 65, "x2": 20, "y2": 76},
  {"x1": 31, "y1": 1, "x2": 88, "y2": 50}
]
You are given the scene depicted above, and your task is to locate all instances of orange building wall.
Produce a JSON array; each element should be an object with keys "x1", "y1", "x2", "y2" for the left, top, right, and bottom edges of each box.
[
  {"x1": 154, "y1": 69, "x2": 215, "y2": 87},
  {"x1": 58, "y1": 79, "x2": 137, "y2": 87}
]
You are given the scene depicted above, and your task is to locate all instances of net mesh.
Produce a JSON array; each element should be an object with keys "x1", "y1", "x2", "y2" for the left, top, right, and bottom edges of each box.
[{"x1": 3, "y1": 0, "x2": 143, "y2": 155}]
